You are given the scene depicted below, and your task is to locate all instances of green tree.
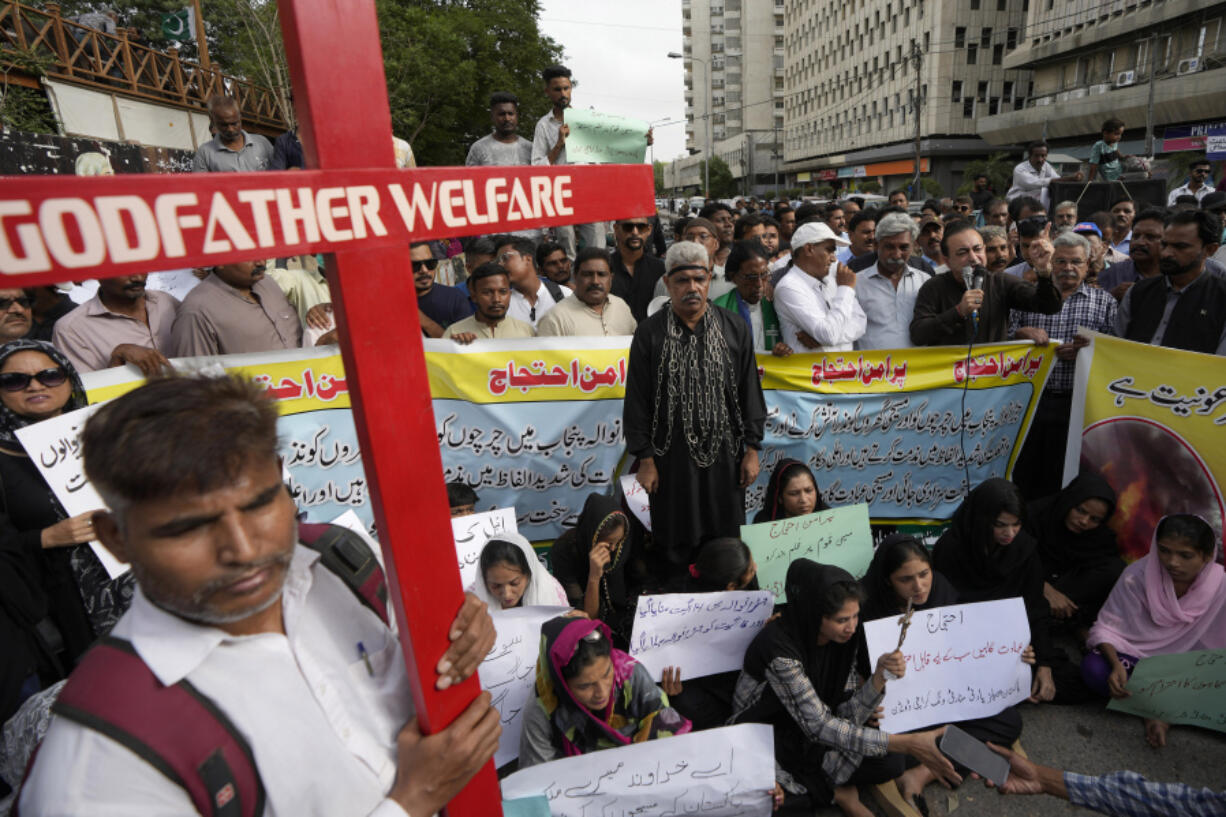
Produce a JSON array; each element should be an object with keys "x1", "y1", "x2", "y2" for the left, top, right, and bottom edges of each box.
[
  {"x1": 919, "y1": 177, "x2": 944, "y2": 198},
  {"x1": 859, "y1": 180, "x2": 882, "y2": 194},
  {"x1": 956, "y1": 151, "x2": 1013, "y2": 196},
  {"x1": 653, "y1": 160, "x2": 665, "y2": 194},
  {"x1": 704, "y1": 155, "x2": 735, "y2": 198},
  {"x1": 377, "y1": 0, "x2": 562, "y2": 165}
]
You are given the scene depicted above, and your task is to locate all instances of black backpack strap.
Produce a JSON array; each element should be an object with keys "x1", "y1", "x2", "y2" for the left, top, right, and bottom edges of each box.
[
  {"x1": 37, "y1": 637, "x2": 265, "y2": 817},
  {"x1": 298, "y1": 523, "x2": 390, "y2": 627},
  {"x1": 541, "y1": 277, "x2": 566, "y2": 304}
]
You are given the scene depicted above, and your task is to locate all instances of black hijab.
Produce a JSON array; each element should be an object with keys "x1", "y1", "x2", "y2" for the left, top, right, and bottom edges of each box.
[
  {"x1": 860, "y1": 533, "x2": 960, "y2": 623},
  {"x1": 752, "y1": 458, "x2": 829, "y2": 524},
  {"x1": 931, "y1": 478, "x2": 1037, "y2": 600},
  {"x1": 744, "y1": 559, "x2": 860, "y2": 704},
  {"x1": 1026, "y1": 472, "x2": 1119, "y2": 575}
]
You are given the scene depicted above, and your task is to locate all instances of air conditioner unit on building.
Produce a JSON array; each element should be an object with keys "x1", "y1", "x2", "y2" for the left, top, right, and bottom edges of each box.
[
  {"x1": 1176, "y1": 57, "x2": 1201, "y2": 75},
  {"x1": 1116, "y1": 70, "x2": 1136, "y2": 86},
  {"x1": 1088, "y1": 83, "x2": 1111, "y2": 95},
  {"x1": 1056, "y1": 91, "x2": 1072, "y2": 101}
]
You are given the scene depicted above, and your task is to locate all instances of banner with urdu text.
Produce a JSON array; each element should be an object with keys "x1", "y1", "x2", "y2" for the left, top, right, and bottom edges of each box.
[
  {"x1": 81, "y1": 346, "x2": 372, "y2": 537},
  {"x1": 428, "y1": 338, "x2": 1055, "y2": 538},
  {"x1": 1066, "y1": 333, "x2": 1226, "y2": 562}
]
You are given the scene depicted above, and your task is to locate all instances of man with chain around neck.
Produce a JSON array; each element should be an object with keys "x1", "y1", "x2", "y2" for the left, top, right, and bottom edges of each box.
[{"x1": 623, "y1": 240, "x2": 766, "y2": 573}]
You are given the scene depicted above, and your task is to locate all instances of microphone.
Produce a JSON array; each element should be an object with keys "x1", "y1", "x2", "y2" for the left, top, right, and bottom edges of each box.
[{"x1": 961, "y1": 266, "x2": 978, "y2": 325}]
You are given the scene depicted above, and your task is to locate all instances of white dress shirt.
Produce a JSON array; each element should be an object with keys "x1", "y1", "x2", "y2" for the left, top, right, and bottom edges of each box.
[
  {"x1": 773, "y1": 264, "x2": 867, "y2": 351},
  {"x1": 20, "y1": 546, "x2": 415, "y2": 817},
  {"x1": 1006, "y1": 160, "x2": 1060, "y2": 209},
  {"x1": 508, "y1": 279, "x2": 571, "y2": 327},
  {"x1": 1167, "y1": 183, "x2": 1216, "y2": 206},
  {"x1": 854, "y1": 263, "x2": 931, "y2": 350}
]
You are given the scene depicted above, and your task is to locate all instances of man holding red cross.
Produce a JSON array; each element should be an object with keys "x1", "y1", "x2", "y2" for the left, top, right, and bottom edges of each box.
[{"x1": 2, "y1": 0, "x2": 654, "y2": 815}]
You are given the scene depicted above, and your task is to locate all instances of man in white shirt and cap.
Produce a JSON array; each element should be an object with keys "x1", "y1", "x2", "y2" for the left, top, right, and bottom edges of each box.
[{"x1": 772, "y1": 222, "x2": 867, "y2": 352}]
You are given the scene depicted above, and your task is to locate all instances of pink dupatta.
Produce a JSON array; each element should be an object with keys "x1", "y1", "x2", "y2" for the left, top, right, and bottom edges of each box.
[{"x1": 1088, "y1": 523, "x2": 1226, "y2": 658}]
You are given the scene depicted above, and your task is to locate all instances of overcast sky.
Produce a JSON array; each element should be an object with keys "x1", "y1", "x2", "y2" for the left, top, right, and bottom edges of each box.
[{"x1": 537, "y1": 1, "x2": 689, "y2": 163}]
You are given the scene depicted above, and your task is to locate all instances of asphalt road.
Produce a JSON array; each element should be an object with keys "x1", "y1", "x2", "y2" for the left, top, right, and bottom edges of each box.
[{"x1": 850, "y1": 697, "x2": 1226, "y2": 816}]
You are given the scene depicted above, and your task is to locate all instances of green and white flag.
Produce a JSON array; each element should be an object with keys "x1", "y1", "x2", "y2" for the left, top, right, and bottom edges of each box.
[{"x1": 161, "y1": 8, "x2": 195, "y2": 41}]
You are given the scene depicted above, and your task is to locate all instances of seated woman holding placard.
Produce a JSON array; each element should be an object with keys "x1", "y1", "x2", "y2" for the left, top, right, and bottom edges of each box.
[
  {"x1": 859, "y1": 534, "x2": 1029, "y2": 811},
  {"x1": 517, "y1": 616, "x2": 692, "y2": 767},
  {"x1": 1024, "y1": 473, "x2": 1125, "y2": 635},
  {"x1": 658, "y1": 537, "x2": 762, "y2": 730},
  {"x1": 752, "y1": 458, "x2": 829, "y2": 523},
  {"x1": 731, "y1": 558, "x2": 960, "y2": 817},
  {"x1": 550, "y1": 494, "x2": 639, "y2": 648},
  {"x1": 467, "y1": 534, "x2": 569, "y2": 610},
  {"x1": 932, "y1": 478, "x2": 1068, "y2": 704},
  {"x1": 1083, "y1": 514, "x2": 1225, "y2": 748}
]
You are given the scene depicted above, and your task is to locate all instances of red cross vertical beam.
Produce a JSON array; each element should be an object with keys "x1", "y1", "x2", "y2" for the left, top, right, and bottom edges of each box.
[
  {"x1": 274, "y1": 1, "x2": 505, "y2": 813},
  {"x1": 275, "y1": 2, "x2": 652, "y2": 815}
]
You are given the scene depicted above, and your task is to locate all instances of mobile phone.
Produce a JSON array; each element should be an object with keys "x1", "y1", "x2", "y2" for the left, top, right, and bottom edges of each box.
[{"x1": 938, "y1": 725, "x2": 1010, "y2": 786}]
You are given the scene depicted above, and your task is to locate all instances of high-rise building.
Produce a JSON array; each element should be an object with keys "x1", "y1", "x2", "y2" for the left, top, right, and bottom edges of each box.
[
  {"x1": 976, "y1": 0, "x2": 1225, "y2": 159},
  {"x1": 781, "y1": 0, "x2": 1032, "y2": 195},
  {"x1": 675, "y1": 0, "x2": 787, "y2": 195}
]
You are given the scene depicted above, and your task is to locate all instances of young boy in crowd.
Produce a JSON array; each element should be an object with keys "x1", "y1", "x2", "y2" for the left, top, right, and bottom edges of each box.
[{"x1": 1087, "y1": 118, "x2": 1129, "y2": 183}]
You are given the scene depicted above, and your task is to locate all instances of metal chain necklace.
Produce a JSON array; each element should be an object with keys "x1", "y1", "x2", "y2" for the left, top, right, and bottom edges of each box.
[{"x1": 649, "y1": 309, "x2": 744, "y2": 468}]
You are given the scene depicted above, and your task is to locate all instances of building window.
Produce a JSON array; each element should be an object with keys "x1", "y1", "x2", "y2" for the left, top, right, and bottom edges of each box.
[
  {"x1": 955, "y1": 27, "x2": 966, "y2": 47},
  {"x1": 993, "y1": 44, "x2": 1003, "y2": 64},
  {"x1": 967, "y1": 44, "x2": 978, "y2": 64},
  {"x1": 997, "y1": 0, "x2": 1006, "y2": 8},
  {"x1": 1003, "y1": 80, "x2": 1014, "y2": 99},
  {"x1": 977, "y1": 81, "x2": 988, "y2": 101},
  {"x1": 971, "y1": 0, "x2": 980, "y2": 8},
  {"x1": 980, "y1": 28, "x2": 991, "y2": 48},
  {"x1": 989, "y1": 96, "x2": 1000, "y2": 115},
  {"x1": 1007, "y1": 27, "x2": 1018, "y2": 49},
  {"x1": 963, "y1": 98, "x2": 975, "y2": 117},
  {"x1": 952, "y1": 80, "x2": 962, "y2": 101}
]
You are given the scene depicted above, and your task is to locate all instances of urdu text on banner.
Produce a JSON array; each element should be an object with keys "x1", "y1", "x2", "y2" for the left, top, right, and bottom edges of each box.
[{"x1": 1065, "y1": 332, "x2": 1226, "y2": 561}]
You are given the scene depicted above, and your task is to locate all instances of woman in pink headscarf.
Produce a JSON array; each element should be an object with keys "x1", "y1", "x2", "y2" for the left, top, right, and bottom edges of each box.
[{"x1": 1083, "y1": 514, "x2": 1225, "y2": 748}]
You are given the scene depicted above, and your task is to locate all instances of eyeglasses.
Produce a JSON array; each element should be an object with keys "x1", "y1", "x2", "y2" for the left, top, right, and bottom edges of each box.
[
  {"x1": 497, "y1": 250, "x2": 521, "y2": 265},
  {"x1": 0, "y1": 367, "x2": 68, "y2": 392},
  {"x1": 411, "y1": 258, "x2": 439, "y2": 272},
  {"x1": 618, "y1": 222, "x2": 651, "y2": 233},
  {"x1": 0, "y1": 296, "x2": 32, "y2": 311}
]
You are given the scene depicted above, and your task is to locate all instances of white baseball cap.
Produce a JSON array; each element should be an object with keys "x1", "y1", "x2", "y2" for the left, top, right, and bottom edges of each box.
[{"x1": 791, "y1": 221, "x2": 851, "y2": 251}]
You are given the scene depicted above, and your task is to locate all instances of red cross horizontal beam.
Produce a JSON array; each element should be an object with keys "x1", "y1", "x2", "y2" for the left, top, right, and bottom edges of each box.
[{"x1": 0, "y1": 164, "x2": 653, "y2": 287}]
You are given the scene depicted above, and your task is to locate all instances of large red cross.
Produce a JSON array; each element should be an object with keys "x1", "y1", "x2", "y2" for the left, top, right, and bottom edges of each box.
[{"x1": 0, "y1": 1, "x2": 653, "y2": 813}]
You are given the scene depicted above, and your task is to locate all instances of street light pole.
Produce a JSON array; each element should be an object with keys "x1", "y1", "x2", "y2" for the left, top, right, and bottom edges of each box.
[{"x1": 668, "y1": 51, "x2": 709, "y2": 198}]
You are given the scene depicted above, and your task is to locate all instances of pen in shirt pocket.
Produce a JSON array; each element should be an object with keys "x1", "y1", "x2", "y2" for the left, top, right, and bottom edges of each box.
[{"x1": 357, "y1": 641, "x2": 374, "y2": 676}]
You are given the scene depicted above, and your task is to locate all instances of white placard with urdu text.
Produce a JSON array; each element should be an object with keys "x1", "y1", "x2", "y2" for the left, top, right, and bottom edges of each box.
[
  {"x1": 479, "y1": 606, "x2": 568, "y2": 767},
  {"x1": 629, "y1": 591, "x2": 774, "y2": 680},
  {"x1": 14, "y1": 403, "x2": 126, "y2": 578},
  {"x1": 500, "y1": 723, "x2": 776, "y2": 817},
  {"x1": 452, "y1": 507, "x2": 518, "y2": 590},
  {"x1": 864, "y1": 598, "x2": 1032, "y2": 733}
]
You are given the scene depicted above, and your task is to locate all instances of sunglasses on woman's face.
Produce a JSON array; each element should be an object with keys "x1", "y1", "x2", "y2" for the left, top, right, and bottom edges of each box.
[{"x1": 0, "y1": 367, "x2": 68, "y2": 392}]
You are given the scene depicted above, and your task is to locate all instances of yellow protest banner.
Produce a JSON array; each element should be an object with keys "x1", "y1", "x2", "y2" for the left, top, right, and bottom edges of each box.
[{"x1": 1067, "y1": 333, "x2": 1226, "y2": 561}]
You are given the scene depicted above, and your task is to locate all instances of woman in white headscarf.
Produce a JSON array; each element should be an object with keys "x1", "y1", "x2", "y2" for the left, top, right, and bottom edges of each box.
[{"x1": 467, "y1": 532, "x2": 569, "y2": 610}]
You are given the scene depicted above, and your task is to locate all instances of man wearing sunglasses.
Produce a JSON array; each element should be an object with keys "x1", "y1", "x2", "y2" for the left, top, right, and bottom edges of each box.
[
  {"x1": 0, "y1": 288, "x2": 33, "y2": 341},
  {"x1": 609, "y1": 217, "x2": 665, "y2": 322},
  {"x1": 1168, "y1": 158, "x2": 1216, "y2": 207},
  {"x1": 52, "y1": 275, "x2": 178, "y2": 376},
  {"x1": 412, "y1": 241, "x2": 473, "y2": 338}
]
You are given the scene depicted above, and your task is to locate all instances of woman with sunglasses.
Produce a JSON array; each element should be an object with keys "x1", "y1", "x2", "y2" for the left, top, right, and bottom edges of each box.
[{"x1": 0, "y1": 340, "x2": 134, "y2": 709}]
